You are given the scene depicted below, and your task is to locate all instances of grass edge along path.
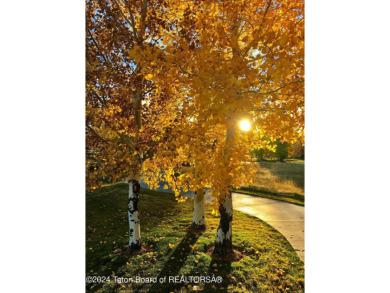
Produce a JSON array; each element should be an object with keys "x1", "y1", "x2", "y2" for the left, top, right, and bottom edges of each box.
[
  {"x1": 86, "y1": 183, "x2": 304, "y2": 293},
  {"x1": 233, "y1": 187, "x2": 304, "y2": 206}
]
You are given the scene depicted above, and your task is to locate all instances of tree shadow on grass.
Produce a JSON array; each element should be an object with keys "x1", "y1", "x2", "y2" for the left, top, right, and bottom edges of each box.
[
  {"x1": 148, "y1": 229, "x2": 202, "y2": 293},
  {"x1": 203, "y1": 257, "x2": 232, "y2": 293}
]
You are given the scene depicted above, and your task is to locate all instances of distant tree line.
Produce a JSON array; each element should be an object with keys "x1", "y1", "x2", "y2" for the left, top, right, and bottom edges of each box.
[{"x1": 252, "y1": 139, "x2": 304, "y2": 162}]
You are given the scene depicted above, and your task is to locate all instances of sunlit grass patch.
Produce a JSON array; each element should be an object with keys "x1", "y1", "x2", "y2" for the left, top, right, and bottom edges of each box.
[{"x1": 234, "y1": 163, "x2": 304, "y2": 206}]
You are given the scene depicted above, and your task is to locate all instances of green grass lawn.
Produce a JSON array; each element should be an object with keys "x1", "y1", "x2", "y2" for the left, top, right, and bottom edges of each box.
[
  {"x1": 258, "y1": 161, "x2": 304, "y2": 189},
  {"x1": 86, "y1": 183, "x2": 304, "y2": 292}
]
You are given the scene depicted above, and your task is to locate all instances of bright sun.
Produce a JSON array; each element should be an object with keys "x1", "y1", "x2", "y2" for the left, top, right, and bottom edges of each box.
[{"x1": 239, "y1": 119, "x2": 251, "y2": 132}]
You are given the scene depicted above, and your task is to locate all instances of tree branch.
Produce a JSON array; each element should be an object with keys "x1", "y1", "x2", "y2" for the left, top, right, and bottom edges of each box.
[
  {"x1": 239, "y1": 80, "x2": 304, "y2": 95},
  {"x1": 140, "y1": 0, "x2": 148, "y2": 38},
  {"x1": 112, "y1": 0, "x2": 137, "y2": 39},
  {"x1": 122, "y1": 0, "x2": 139, "y2": 42},
  {"x1": 86, "y1": 125, "x2": 109, "y2": 145},
  {"x1": 243, "y1": 0, "x2": 272, "y2": 55}
]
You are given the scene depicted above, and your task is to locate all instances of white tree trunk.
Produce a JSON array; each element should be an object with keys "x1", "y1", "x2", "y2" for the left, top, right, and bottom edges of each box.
[
  {"x1": 191, "y1": 188, "x2": 206, "y2": 230},
  {"x1": 128, "y1": 173, "x2": 141, "y2": 252},
  {"x1": 127, "y1": 88, "x2": 143, "y2": 252},
  {"x1": 214, "y1": 191, "x2": 233, "y2": 254}
]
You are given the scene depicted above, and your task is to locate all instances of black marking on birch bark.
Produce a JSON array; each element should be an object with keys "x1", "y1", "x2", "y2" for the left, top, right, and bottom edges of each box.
[
  {"x1": 128, "y1": 197, "x2": 139, "y2": 214},
  {"x1": 219, "y1": 205, "x2": 233, "y2": 235},
  {"x1": 132, "y1": 179, "x2": 140, "y2": 194},
  {"x1": 128, "y1": 179, "x2": 140, "y2": 214}
]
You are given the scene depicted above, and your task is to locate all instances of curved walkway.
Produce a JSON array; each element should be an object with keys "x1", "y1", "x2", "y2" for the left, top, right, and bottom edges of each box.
[
  {"x1": 141, "y1": 181, "x2": 304, "y2": 261},
  {"x1": 232, "y1": 193, "x2": 304, "y2": 261}
]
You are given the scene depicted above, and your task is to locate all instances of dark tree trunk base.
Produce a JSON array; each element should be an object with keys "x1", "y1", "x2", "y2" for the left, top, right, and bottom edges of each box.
[
  {"x1": 213, "y1": 195, "x2": 233, "y2": 256},
  {"x1": 213, "y1": 240, "x2": 233, "y2": 255},
  {"x1": 127, "y1": 241, "x2": 142, "y2": 253},
  {"x1": 207, "y1": 246, "x2": 244, "y2": 262},
  {"x1": 191, "y1": 222, "x2": 206, "y2": 231}
]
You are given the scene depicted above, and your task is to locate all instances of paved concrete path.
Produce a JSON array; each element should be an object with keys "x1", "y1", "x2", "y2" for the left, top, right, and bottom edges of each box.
[
  {"x1": 232, "y1": 193, "x2": 304, "y2": 262},
  {"x1": 141, "y1": 181, "x2": 304, "y2": 262}
]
